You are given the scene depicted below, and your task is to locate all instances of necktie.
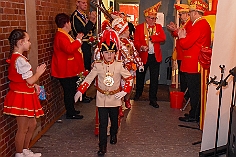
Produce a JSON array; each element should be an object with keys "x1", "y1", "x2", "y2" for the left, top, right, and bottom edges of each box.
[
  {"x1": 148, "y1": 28, "x2": 153, "y2": 36},
  {"x1": 81, "y1": 13, "x2": 86, "y2": 21},
  {"x1": 148, "y1": 25, "x2": 154, "y2": 36}
]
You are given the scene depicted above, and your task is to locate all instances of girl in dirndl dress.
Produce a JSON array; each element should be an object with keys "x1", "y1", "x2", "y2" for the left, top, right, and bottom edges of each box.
[{"x1": 3, "y1": 29, "x2": 46, "y2": 157}]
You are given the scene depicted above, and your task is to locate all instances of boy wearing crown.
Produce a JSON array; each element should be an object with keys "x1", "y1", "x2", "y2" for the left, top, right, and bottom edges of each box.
[
  {"x1": 133, "y1": 1, "x2": 166, "y2": 108},
  {"x1": 178, "y1": 0, "x2": 211, "y2": 122},
  {"x1": 167, "y1": 3, "x2": 192, "y2": 102},
  {"x1": 74, "y1": 29, "x2": 133, "y2": 156}
]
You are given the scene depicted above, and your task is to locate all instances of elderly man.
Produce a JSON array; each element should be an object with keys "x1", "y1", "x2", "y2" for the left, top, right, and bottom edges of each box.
[
  {"x1": 167, "y1": 3, "x2": 192, "y2": 102},
  {"x1": 133, "y1": 1, "x2": 166, "y2": 108},
  {"x1": 178, "y1": 0, "x2": 211, "y2": 122},
  {"x1": 71, "y1": 0, "x2": 97, "y2": 103}
]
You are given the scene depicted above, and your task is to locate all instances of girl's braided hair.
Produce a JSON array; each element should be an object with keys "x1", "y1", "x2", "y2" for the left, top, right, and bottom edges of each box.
[{"x1": 8, "y1": 29, "x2": 26, "y2": 58}]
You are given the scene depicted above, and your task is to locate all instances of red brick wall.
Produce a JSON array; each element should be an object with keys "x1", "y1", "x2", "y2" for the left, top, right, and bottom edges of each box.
[
  {"x1": 0, "y1": 0, "x2": 75, "y2": 156},
  {"x1": 34, "y1": 0, "x2": 74, "y2": 129}
]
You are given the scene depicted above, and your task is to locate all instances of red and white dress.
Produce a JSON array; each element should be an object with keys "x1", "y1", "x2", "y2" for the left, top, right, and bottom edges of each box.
[{"x1": 4, "y1": 53, "x2": 44, "y2": 118}]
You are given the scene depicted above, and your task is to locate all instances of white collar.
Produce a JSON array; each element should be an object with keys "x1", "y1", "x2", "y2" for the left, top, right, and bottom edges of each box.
[{"x1": 192, "y1": 16, "x2": 202, "y2": 26}]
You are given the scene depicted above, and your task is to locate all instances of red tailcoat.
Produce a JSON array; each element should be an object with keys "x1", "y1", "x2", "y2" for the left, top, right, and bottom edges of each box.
[
  {"x1": 179, "y1": 18, "x2": 211, "y2": 73},
  {"x1": 51, "y1": 31, "x2": 85, "y2": 78},
  {"x1": 172, "y1": 19, "x2": 192, "y2": 61},
  {"x1": 133, "y1": 23, "x2": 166, "y2": 64}
]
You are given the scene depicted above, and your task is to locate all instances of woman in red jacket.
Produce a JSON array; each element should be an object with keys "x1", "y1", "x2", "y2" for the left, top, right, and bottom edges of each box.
[{"x1": 51, "y1": 13, "x2": 84, "y2": 119}]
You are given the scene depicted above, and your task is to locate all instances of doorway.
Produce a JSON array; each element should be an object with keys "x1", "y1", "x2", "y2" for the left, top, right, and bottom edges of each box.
[{"x1": 119, "y1": 3, "x2": 139, "y2": 26}]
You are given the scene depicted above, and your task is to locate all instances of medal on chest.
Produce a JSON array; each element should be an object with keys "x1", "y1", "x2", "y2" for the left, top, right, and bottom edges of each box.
[
  {"x1": 103, "y1": 62, "x2": 115, "y2": 87},
  {"x1": 103, "y1": 72, "x2": 114, "y2": 87}
]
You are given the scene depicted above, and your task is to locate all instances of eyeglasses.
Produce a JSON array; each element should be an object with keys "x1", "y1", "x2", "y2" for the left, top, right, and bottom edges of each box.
[{"x1": 147, "y1": 16, "x2": 157, "y2": 20}]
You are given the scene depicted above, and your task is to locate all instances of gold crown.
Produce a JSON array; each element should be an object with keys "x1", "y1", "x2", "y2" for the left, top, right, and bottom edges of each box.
[
  {"x1": 189, "y1": 0, "x2": 209, "y2": 13},
  {"x1": 174, "y1": 4, "x2": 189, "y2": 12},
  {"x1": 143, "y1": 1, "x2": 161, "y2": 17}
]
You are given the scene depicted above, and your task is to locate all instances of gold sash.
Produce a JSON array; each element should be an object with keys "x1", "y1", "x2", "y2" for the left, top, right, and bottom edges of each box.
[
  {"x1": 57, "y1": 28, "x2": 83, "y2": 57},
  {"x1": 144, "y1": 22, "x2": 156, "y2": 45}
]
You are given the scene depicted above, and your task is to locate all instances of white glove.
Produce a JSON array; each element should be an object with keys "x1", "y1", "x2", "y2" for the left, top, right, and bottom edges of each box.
[
  {"x1": 139, "y1": 65, "x2": 144, "y2": 72},
  {"x1": 74, "y1": 91, "x2": 83, "y2": 102},
  {"x1": 114, "y1": 91, "x2": 127, "y2": 99}
]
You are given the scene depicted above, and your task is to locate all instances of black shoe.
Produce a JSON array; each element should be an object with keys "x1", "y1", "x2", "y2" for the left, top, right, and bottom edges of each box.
[
  {"x1": 149, "y1": 101, "x2": 159, "y2": 108},
  {"x1": 97, "y1": 145, "x2": 107, "y2": 156},
  {"x1": 85, "y1": 96, "x2": 93, "y2": 100},
  {"x1": 66, "y1": 114, "x2": 83, "y2": 119},
  {"x1": 179, "y1": 116, "x2": 198, "y2": 122},
  {"x1": 75, "y1": 110, "x2": 80, "y2": 114},
  {"x1": 184, "y1": 113, "x2": 189, "y2": 117},
  {"x1": 110, "y1": 135, "x2": 117, "y2": 144},
  {"x1": 81, "y1": 96, "x2": 92, "y2": 103},
  {"x1": 133, "y1": 94, "x2": 141, "y2": 101}
]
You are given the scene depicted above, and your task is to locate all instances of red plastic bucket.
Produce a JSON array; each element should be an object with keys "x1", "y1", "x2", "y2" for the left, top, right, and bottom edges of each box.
[{"x1": 170, "y1": 91, "x2": 184, "y2": 109}]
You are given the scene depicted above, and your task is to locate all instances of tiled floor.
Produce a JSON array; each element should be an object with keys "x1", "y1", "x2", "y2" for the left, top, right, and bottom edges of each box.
[{"x1": 32, "y1": 95, "x2": 206, "y2": 157}]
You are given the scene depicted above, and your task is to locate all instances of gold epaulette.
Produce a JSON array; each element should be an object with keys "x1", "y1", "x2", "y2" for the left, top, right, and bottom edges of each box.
[{"x1": 95, "y1": 60, "x2": 102, "y2": 63}]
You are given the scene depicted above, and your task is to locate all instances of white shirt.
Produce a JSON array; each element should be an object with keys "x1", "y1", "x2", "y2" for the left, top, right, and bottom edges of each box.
[
  {"x1": 146, "y1": 24, "x2": 155, "y2": 54},
  {"x1": 15, "y1": 54, "x2": 33, "y2": 79}
]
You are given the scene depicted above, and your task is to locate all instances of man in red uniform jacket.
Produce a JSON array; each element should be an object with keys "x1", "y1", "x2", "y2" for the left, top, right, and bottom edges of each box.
[
  {"x1": 167, "y1": 4, "x2": 192, "y2": 100},
  {"x1": 178, "y1": 0, "x2": 211, "y2": 122},
  {"x1": 133, "y1": 1, "x2": 166, "y2": 108}
]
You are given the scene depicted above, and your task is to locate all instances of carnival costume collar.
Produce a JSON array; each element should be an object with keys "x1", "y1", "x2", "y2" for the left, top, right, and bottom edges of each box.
[
  {"x1": 192, "y1": 16, "x2": 203, "y2": 26},
  {"x1": 58, "y1": 28, "x2": 74, "y2": 41},
  {"x1": 103, "y1": 59, "x2": 115, "y2": 65},
  {"x1": 57, "y1": 28, "x2": 83, "y2": 55}
]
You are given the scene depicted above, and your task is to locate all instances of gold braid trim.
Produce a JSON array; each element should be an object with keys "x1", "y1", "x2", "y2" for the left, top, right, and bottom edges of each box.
[
  {"x1": 180, "y1": 18, "x2": 190, "y2": 28},
  {"x1": 101, "y1": 43, "x2": 109, "y2": 51},
  {"x1": 144, "y1": 22, "x2": 149, "y2": 45},
  {"x1": 58, "y1": 28, "x2": 74, "y2": 42},
  {"x1": 14, "y1": 90, "x2": 35, "y2": 94},
  {"x1": 144, "y1": 22, "x2": 156, "y2": 45},
  {"x1": 96, "y1": 86, "x2": 121, "y2": 95},
  {"x1": 74, "y1": 12, "x2": 86, "y2": 27},
  {"x1": 101, "y1": 43, "x2": 115, "y2": 52},
  {"x1": 111, "y1": 43, "x2": 115, "y2": 50}
]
